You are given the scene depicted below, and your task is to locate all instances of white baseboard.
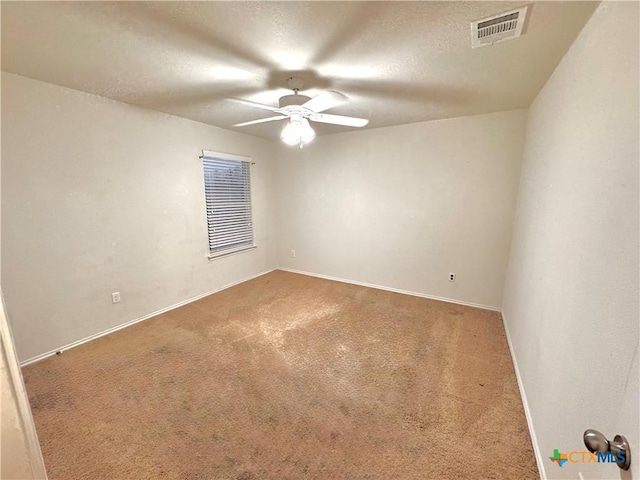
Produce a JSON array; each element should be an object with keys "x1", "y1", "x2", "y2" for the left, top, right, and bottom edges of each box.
[
  {"x1": 277, "y1": 268, "x2": 501, "y2": 312},
  {"x1": 20, "y1": 268, "x2": 276, "y2": 367},
  {"x1": 501, "y1": 311, "x2": 545, "y2": 480},
  {"x1": 20, "y1": 266, "x2": 500, "y2": 368}
]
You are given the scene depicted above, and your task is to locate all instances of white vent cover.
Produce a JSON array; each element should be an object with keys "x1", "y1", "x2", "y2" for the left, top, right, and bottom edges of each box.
[{"x1": 471, "y1": 6, "x2": 529, "y2": 48}]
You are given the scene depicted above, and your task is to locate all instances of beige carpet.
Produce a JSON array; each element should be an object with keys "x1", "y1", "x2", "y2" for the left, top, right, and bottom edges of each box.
[{"x1": 23, "y1": 270, "x2": 538, "y2": 479}]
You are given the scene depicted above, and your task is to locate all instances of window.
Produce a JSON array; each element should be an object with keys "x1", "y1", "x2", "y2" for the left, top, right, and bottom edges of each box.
[{"x1": 201, "y1": 150, "x2": 254, "y2": 258}]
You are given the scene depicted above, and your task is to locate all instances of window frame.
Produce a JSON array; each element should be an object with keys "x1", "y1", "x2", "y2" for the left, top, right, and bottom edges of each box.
[{"x1": 201, "y1": 150, "x2": 255, "y2": 259}]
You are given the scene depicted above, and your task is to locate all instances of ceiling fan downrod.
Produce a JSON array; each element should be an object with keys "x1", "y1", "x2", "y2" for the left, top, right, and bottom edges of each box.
[{"x1": 287, "y1": 76, "x2": 305, "y2": 95}]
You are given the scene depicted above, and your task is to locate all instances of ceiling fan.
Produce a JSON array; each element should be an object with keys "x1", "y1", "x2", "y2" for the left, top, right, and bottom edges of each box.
[{"x1": 232, "y1": 77, "x2": 369, "y2": 148}]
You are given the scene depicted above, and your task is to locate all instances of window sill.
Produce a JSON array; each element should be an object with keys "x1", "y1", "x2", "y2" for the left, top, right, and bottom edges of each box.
[{"x1": 208, "y1": 245, "x2": 256, "y2": 260}]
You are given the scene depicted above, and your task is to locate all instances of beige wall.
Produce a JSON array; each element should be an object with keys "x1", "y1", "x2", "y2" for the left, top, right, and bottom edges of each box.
[
  {"x1": 503, "y1": 2, "x2": 639, "y2": 479},
  {"x1": 1, "y1": 73, "x2": 277, "y2": 362},
  {"x1": 276, "y1": 109, "x2": 527, "y2": 309}
]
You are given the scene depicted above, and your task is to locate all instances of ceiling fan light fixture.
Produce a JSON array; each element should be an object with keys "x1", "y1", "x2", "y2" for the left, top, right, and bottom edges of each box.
[
  {"x1": 280, "y1": 121, "x2": 303, "y2": 145},
  {"x1": 280, "y1": 118, "x2": 315, "y2": 147},
  {"x1": 300, "y1": 119, "x2": 316, "y2": 144}
]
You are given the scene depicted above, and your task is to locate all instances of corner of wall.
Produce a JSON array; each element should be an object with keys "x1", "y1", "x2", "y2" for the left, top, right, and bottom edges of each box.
[{"x1": 500, "y1": 309, "x2": 546, "y2": 479}]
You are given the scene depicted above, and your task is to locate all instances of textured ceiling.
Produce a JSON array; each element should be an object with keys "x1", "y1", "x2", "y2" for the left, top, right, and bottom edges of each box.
[{"x1": 1, "y1": 1, "x2": 598, "y2": 139}]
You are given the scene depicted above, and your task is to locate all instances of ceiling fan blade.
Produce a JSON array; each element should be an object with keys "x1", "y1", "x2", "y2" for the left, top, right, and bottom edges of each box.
[
  {"x1": 229, "y1": 98, "x2": 280, "y2": 112},
  {"x1": 302, "y1": 90, "x2": 348, "y2": 113},
  {"x1": 233, "y1": 115, "x2": 288, "y2": 127},
  {"x1": 308, "y1": 113, "x2": 369, "y2": 127}
]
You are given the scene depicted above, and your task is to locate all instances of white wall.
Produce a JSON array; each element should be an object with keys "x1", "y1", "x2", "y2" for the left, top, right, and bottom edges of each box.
[
  {"x1": 503, "y1": 2, "x2": 639, "y2": 479},
  {"x1": 1, "y1": 73, "x2": 277, "y2": 362},
  {"x1": 276, "y1": 110, "x2": 527, "y2": 309}
]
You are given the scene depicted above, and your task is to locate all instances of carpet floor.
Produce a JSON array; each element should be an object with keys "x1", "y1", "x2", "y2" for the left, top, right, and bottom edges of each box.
[{"x1": 23, "y1": 270, "x2": 538, "y2": 479}]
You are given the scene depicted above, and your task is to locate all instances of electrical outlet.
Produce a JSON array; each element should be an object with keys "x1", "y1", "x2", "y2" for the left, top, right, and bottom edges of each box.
[
  {"x1": 290, "y1": 250, "x2": 296, "y2": 258},
  {"x1": 111, "y1": 292, "x2": 121, "y2": 304},
  {"x1": 449, "y1": 273, "x2": 456, "y2": 282}
]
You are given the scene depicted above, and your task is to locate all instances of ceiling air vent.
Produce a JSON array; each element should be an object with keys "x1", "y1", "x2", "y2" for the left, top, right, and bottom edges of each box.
[{"x1": 471, "y1": 6, "x2": 529, "y2": 48}]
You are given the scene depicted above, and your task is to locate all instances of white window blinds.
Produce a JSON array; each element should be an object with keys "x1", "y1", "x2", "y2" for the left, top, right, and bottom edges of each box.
[{"x1": 202, "y1": 152, "x2": 254, "y2": 257}]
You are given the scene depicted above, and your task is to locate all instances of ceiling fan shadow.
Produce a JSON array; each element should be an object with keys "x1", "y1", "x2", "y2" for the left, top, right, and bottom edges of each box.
[
  {"x1": 338, "y1": 79, "x2": 474, "y2": 106},
  {"x1": 119, "y1": 85, "x2": 261, "y2": 112},
  {"x1": 116, "y1": 3, "x2": 272, "y2": 71},
  {"x1": 309, "y1": 3, "x2": 387, "y2": 66}
]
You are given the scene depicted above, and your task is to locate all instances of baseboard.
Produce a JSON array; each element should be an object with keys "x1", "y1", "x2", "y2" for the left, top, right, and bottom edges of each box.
[
  {"x1": 20, "y1": 266, "x2": 500, "y2": 367},
  {"x1": 277, "y1": 268, "x2": 501, "y2": 312},
  {"x1": 20, "y1": 268, "x2": 277, "y2": 367},
  {"x1": 501, "y1": 311, "x2": 545, "y2": 480}
]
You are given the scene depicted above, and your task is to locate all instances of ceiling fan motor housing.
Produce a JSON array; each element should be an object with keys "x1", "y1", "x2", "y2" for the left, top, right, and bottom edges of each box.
[{"x1": 279, "y1": 94, "x2": 312, "y2": 109}]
